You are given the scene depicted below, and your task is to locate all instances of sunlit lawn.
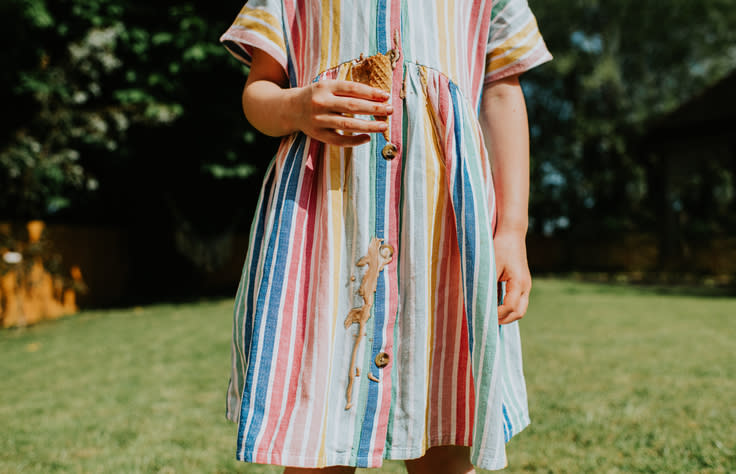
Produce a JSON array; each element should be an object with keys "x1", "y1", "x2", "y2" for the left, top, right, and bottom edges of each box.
[{"x1": 1, "y1": 278, "x2": 734, "y2": 473}]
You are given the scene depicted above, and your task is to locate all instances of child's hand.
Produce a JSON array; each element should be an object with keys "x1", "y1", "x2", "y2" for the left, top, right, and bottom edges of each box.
[
  {"x1": 291, "y1": 80, "x2": 393, "y2": 147},
  {"x1": 493, "y1": 230, "x2": 532, "y2": 324}
]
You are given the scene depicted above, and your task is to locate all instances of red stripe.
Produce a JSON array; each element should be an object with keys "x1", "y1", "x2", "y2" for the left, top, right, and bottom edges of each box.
[
  {"x1": 470, "y1": 0, "x2": 494, "y2": 103},
  {"x1": 264, "y1": 139, "x2": 321, "y2": 462},
  {"x1": 370, "y1": 0, "x2": 405, "y2": 463},
  {"x1": 428, "y1": 193, "x2": 449, "y2": 442},
  {"x1": 427, "y1": 76, "x2": 475, "y2": 447},
  {"x1": 309, "y1": 1, "x2": 321, "y2": 82},
  {"x1": 300, "y1": 70, "x2": 338, "y2": 460},
  {"x1": 283, "y1": 0, "x2": 298, "y2": 84},
  {"x1": 455, "y1": 293, "x2": 471, "y2": 443}
]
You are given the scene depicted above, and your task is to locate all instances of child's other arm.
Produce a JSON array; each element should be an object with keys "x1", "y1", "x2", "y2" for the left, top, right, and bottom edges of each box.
[
  {"x1": 242, "y1": 48, "x2": 393, "y2": 147},
  {"x1": 479, "y1": 74, "x2": 532, "y2": 324}
]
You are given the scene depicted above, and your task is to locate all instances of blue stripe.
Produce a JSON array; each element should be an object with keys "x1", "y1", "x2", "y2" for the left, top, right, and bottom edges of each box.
[
  {"x1": 449, "y1": 82, "x2": 477, "y2": 354},
  {"x1": 233, "y1": 161, "x2": 277, "y2": 418},
  {"x1": 237, "y1": 136, "x2": 307, "y2": 459},
  {"x1": 281, "y1": 12, "x2": 297, "y2": 88},
  {"x1": 376, "y1": 0, "x2": 388, "y2": 53},
  {"x1": 357, "y1": 0, "x2": 389, "y2": 464},
  {"x1": 502, "y1": 403, "x2": 513, "y2": 442}
]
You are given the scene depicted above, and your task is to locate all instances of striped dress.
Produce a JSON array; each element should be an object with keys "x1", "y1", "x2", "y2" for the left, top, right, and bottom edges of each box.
[{"x1": 220, "y1": 0, "x2": 551, "y2": 470}]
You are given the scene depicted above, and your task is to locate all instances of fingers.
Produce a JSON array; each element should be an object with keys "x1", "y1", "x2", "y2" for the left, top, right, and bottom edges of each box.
[
  {"x1": 498, "y1": 278, "x2": 532, "y2": 325},
  {"x1": 328, "y1": 80, "x2": 391, "y2": 101},
  {"x1": 498, "y1": 311, "x2": 522, "y2": 325},
  {"x1": 304, "y1": 81, "x2": 393, "y2": 146},
  {"x1": 316, "y1": 114, "x2": 388, "y2": 134},
  {"x1": 328, "y1": 97, "x2": 394, "y2": 117},
  {"x1": 517, "y1": 290, "x2": 530, "y2": 317},
  {"x1": 315, "y1": 130, "x2": 371, "y2": 147},
  {"x1": 498, "y1": 279, "x2": 521, "y2": 321}
]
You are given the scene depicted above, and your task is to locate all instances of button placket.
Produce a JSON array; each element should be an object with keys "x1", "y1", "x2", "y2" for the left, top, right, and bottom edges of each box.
[{"x1": 382, "y1": 28, "x2": 403, "y2": 161}]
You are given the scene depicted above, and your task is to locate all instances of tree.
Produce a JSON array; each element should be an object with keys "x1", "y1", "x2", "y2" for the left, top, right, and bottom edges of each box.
[
  {"x1": 524, "y1": 0, "x2": 736, "y2": 240},
  {"x1": 0, "y1": 0, "x2": 270, "y2": 223}
]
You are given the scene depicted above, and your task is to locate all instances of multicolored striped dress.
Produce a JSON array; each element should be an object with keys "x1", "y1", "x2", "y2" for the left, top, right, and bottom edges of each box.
[{"x1": 220, "y1": 0, "x2": 551, "y2": 470}]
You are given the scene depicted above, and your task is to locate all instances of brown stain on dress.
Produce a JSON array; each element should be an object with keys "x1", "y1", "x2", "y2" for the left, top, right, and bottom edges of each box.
[{"x1": 343, "y1": 237, "x2": 394, "y2": 409}]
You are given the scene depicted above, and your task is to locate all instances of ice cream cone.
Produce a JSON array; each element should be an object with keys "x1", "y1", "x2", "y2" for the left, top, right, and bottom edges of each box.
[{"x1": 351, "y1": 53, "x2": 393, "y2": 141}]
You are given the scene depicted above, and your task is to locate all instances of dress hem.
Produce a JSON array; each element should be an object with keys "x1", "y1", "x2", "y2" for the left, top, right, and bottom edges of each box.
[{"x1": 233, "y1": 417, "x2": 531, "y2": 471}]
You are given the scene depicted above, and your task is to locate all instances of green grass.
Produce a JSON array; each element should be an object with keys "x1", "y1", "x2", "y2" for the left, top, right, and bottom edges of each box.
[{"x1": 1, "y1": 278, "x2": 734, "y2": 473}]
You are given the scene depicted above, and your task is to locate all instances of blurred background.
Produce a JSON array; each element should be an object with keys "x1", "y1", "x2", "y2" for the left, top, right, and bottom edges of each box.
[{"x1": 1, "y1": 0, "x2": 735, "y2": 473}]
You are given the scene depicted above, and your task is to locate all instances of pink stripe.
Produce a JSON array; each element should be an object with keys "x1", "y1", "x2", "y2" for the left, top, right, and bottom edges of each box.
[
  {"x1": 438, "y1": 75, "x2": 454, "y2": 159},
  {"x1": 428, "y1": 73, "x2": 476, "y2": 447},
  {"x1": 293, "y1": 0, "x2": 307, "y2": 85},
  {"x1": 282, "y1": 0, "x2": 298, "y2": 83},
  {"x1": 455, "y1": 296, "x2": 472, "y2": 444},
  {"x1": 372, "y1": 0, "x2": 406, "y2": 462},
  {"x1": 440, "y1": 124, "x2": 464, "y2": 446},
  {"x1": 470, "y1": 0, "x2": 493, "y2": 103},
  {"x1": 430, "y1": 202, "x2": 456, "y2": 442},
  {"x1": 299, "y1": 68, "x2": 339, "y2": 461},
  {"x1": 427, "y1": 161, "x2": 450, "y2": 441},
  {"x1": 425, "y1": 81, "x2": 448, "y2": 438},
  {"x1": 261, "y1": 140, "x2": 320, "y2": 461},
  {"x1": 309, "y1": 1, "x2": 321, "y2": 81},
  {"x1": 425, "y1": 72, "x2": 455, "y2": 444},
  {"x1": 221, "y1": 29, "x2": 288, "y2": 74}
]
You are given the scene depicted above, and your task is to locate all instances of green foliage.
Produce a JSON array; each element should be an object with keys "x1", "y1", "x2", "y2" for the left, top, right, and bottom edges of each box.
[
  {"x1": 1, "y1": 20, "x2": 129, "y2": 217},
  {"x1": 525, "y1": 0, "x2": 736, "y2": 238},
  {"x1": 3, "y1": 0, "x2": 735, "y2": 249},
  {"x1": 0, "y1": 0, "x2": 259, "y2": 222},
  {"x1": 1, "y1": 279, "x2": 734, "y2": 472}
]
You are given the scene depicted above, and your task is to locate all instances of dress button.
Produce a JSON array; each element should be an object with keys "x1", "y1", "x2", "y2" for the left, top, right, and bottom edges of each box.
[
  {"x1": 381, "y1": 143, "x2": 398, "y2": 160},
  {"x1": 375, "y1": 352, "x2": 390, "y2": 368}
]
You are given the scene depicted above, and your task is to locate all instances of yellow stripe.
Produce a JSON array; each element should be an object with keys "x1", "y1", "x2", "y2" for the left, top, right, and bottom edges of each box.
[
  {"x1": 319, "y1": 0, "x2": 331, "y2": 73},
  {"x1": 236, "y1": 5, "x2": 282, "y2": 31},
  {"x1": 437, "y1": 2, "x2": 448, "y2": 81},
  {"x1": 449, "y1": 0, "x2": 458, "y2": 82},
  {"x1": 422, "y1": 109, "x2": 436, "y2": 453},
  {"x1": 490, "y1": 17, "x2": 537, "y2": 56},
  {"x1": 318, "y1": 63, "x2": 351, "y2": 467},
  {"x1": 233, "y1": 15, "x2": 286, "y2": 54},
  {"x1": 427, "y1": 131, "x2": 446, "y2": 451},
  {"x1": 330, "y1": 0, "x2": 340, "y2": 67},
  {"x1": 418, "y1": 70, "x2": 447, "y2": 450},
  {"x1": 486, "y1": 28, "x2": 542, "y2": 74}
]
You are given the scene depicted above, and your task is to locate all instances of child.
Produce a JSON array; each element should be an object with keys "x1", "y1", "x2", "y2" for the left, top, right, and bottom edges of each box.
[{"x1": 220, "y1": 1, "x2": 551, "y2": 472}]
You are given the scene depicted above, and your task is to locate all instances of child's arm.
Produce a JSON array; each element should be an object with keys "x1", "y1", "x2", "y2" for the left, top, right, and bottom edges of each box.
[
  {"x1": 479, "y1": 74, "x2": 533, "y2": 325},
  {"x1": 241, "y1": 48, "x2": 393, "y2": 146}
]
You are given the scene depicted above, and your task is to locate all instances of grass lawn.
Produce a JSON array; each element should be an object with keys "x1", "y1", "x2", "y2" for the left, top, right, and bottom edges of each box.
[{"x1": 1, "y1": 277, "x2": 734, "y2": 473}]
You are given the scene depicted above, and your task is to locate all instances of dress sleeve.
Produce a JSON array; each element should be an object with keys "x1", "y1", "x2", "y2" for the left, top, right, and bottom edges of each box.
[
  {"x1": 219, "y1": 0, "x2": 288, "y2": 76},
  {"x1": 484, "y1": 0, "x2": 552, "y2": 84}
]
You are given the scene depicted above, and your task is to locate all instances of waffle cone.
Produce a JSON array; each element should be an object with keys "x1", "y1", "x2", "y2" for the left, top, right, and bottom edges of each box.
[{"x1": 351, "y1": 53, "x2": 393, "y2": 141}]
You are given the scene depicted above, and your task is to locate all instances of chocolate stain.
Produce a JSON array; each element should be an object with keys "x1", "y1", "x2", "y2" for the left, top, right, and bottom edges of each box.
[{"x1": 344, "y1": 237, "x2": 394, "y2": 410}]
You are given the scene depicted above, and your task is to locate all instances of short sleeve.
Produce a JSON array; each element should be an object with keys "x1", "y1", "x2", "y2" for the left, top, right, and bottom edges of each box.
[
  {"x1": 219, "y1": 0, "x2": 288, "y2": 76},
  {"x1": 484, "y1": 0, "x2": 552, "y2": 84}
]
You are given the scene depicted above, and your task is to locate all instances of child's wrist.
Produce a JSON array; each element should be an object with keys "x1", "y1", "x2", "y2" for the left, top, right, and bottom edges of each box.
[
  {"x1": 281, "y1": 87, "x2": 304, "y2": 136},
  {"x1": 494, "y1": 222, "x2": 528, "y2": 237}
]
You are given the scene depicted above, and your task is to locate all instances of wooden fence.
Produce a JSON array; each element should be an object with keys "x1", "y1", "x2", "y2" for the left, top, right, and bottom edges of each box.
[{"x1": 2, "y1": 223, "x2": 734, "y2": 326}]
